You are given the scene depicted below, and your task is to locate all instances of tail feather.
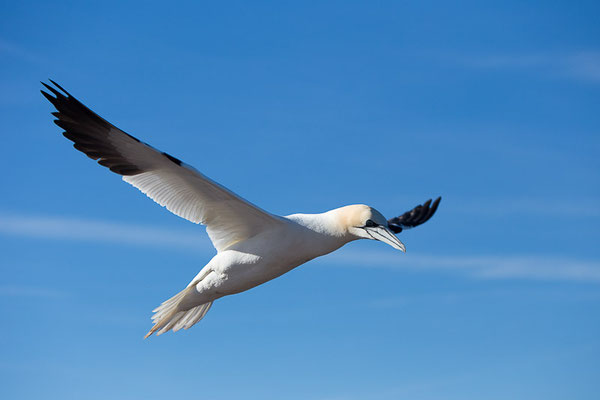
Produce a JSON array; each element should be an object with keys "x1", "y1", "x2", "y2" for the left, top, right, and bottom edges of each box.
[
  {"x1": 144, "y1": 286, "x2": 213, "y2": 339},
  {"x1": 173, "y1": 302, "x2": 213, "y2": 332},
  {"x1": 155, "y1": 311, "x2": 185, "y2": 336}
]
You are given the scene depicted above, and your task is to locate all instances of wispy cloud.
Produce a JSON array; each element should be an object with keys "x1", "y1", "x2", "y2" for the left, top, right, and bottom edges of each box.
[
  {"x1": 448, "y1": 196, "x2": 600, "y2": 218},
  {"x1": 0, "y1": 38, "x2": 46, "y2": 65},
  {"x1": 0, "y1": 213, "x2": 212, "y2": 251},
  {"x1": 456, "y1": 50, "x2": 600, "y2": 83},
  {"x1": 0, "y1": 285, "x2": 67, "y2": 298},
  {"x1": 325, "y1": 250, "x2": 600, "y2": 283},
  {"x1": 2, "y1": 213, "x2": 599, "y2": 283}
]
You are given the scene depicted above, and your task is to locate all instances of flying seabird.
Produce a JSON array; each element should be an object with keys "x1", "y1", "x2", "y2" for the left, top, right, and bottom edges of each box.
[{"x1": 41, "y1": 80, "x2": 441, "y2": 338}]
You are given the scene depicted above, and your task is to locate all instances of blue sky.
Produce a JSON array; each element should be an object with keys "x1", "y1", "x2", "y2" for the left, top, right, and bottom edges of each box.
[{"x1": 1, "y1": 1, "x2": 599, "y2": 399}]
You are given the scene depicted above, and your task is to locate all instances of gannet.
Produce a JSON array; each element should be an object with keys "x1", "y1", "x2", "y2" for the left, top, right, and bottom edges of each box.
[{"x1": 41, "y1": 80, "x2": 441, "y2": 338}]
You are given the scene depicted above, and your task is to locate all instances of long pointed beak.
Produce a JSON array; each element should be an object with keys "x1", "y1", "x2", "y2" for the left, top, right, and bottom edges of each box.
[{"x1": 365, "y1": 226, "x2": 406, "y2": 252}]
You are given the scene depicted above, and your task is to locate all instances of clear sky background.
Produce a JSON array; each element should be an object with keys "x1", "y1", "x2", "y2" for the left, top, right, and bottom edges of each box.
[{"x1": 1, "y1": 1, "x2": 599, "y2": 399}]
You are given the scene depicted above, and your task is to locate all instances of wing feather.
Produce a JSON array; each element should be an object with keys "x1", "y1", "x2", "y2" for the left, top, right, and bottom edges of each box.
[
  {"x1": 42, "y1": 80, "x2": 282, "y2": 251},
  {"x1": 387, "y1": 197, "x2": 441, "y2": 234}
]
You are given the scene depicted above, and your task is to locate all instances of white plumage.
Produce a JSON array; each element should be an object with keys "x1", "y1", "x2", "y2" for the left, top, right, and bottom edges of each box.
[{"x1": 41, "y1": 80, "x2": 441, "y2": 338}]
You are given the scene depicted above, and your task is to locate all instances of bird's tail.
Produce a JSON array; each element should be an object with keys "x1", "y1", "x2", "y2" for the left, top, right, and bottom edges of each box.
[{"x1": 144, "y1": 286, "x2": 213, "y2": 339}]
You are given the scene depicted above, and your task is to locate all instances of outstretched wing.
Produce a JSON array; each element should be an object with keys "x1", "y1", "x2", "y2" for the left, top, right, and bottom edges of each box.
[
  {"x1": 41, "y1": 80, "x2": 283, "y2": 252},
  {"x1": 387, "y1": 197, "x2": 441, "y2": 234}
]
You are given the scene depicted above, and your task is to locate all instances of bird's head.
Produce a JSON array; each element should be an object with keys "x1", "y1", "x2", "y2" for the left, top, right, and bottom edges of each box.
[{"x1": 336, "y1": 204, "x2": 406, "y2": 252}]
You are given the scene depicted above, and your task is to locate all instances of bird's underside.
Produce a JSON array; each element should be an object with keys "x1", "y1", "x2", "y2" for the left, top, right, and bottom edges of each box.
[{"x1": 41, "y1": 80, "x2": 441, "y2": 338}]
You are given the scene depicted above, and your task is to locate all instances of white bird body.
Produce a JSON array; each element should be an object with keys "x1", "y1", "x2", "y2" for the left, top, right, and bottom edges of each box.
[
  {"x1": 186, "y1": 211, "x2": 351, "y2": 303},
  {"x1": 147, "y1": 210, "x2": 357, "y2": 336},
  {"x1": 41, "y1": 80, "x2": 441, "y2": 338}
]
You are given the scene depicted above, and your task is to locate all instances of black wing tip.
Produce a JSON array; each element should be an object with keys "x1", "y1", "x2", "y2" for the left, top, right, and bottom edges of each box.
[
  {"x1": 40, "y1": 89, "x2": 56, "y2": 104},
  {"x1": 426, "y1": 195, "x2": 441, "y2": 218},
  {"x1": 41, "y1": 81, "x2": 59, "y2": 97},
  {"x1": 387, "y1": 195, "x2": 442, "y2": 233},
  {"x1": 41, "y1": 80, "x2": 148, "y2": 177},
  {"x1": 48, "y1": 78, "x2": 62, "y2": 89},
  {"x1": 428, "y1": 197, "x2": 441, "y2": 219},
  {"x1": 40, "y1": 80, "x2": 74, "y2": 105}
]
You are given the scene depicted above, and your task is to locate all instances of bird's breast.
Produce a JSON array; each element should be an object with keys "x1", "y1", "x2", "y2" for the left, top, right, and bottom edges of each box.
[{"x1": 214, "y1": 223, "x2": 346, "y2": 294}]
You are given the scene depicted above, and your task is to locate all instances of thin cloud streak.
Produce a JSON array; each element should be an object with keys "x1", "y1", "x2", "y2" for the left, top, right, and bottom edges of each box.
[
  {"x1": 0, "y1": 213, "x2": 211, "y2": 251},
  {"x1": 456, "y1": 51, "x2": 600, "y2": 83},
  {"x1": 0, "y1": 285, "x2": 67, "y2": 298},
  {"x1": 0, "y1": 37, "x2": 47, "y2": 65},
  {"x1": 326, "y1": 250, "x2": 600, "y2": 283},
  {"x1": 450, "y1": 196, "x2": 600, "y2": 218},
  {"x1": 2, "y1": 213, "x2": 599, "y2": 283}
]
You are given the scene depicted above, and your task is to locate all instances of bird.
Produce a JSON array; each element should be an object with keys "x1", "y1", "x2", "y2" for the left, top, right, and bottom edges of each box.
[{"x1": 41, "y1": 80, "x2": 441, "y2": 338}]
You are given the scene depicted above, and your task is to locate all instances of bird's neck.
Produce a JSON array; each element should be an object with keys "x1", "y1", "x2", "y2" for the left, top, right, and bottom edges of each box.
[
  {"x1": 284, "y1": 210, "x2": 357, "y2": 257},
  {"x1": 286, "y1": 210, "x2": 344, "y2": 235}
]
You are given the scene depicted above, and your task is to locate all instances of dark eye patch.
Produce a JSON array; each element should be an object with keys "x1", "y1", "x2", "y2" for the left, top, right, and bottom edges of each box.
[{"x1": 364, "y1": 219, "x2": 378, "y2": 227}]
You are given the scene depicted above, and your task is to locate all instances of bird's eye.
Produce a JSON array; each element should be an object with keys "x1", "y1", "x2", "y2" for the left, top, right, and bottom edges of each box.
[{"x1": 365, "y1": 219, "x2": 377, "y2": 227}]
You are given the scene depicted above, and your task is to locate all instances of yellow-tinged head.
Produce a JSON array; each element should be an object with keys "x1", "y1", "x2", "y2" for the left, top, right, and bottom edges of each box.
[{"x1": 332, "y1": 204, "x2": 406, "y2": 252}]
